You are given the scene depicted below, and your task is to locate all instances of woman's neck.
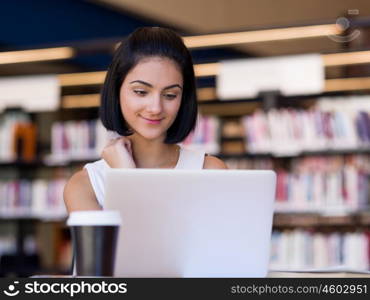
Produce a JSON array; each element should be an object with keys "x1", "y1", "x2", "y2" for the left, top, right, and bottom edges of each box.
[{"x1": 128, "y1": 134, "x2": 180, "y2": 168}]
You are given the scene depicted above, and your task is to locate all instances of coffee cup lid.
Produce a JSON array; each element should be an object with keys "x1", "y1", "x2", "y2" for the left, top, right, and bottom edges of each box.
[{"x1": 67, "y1": 210, "x2": 122, "y2": 226}]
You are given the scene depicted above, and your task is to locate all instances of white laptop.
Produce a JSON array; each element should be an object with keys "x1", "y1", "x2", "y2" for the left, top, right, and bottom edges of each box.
[{"x1": 104, "y1": 169, "x2": 276, "y2": 277}]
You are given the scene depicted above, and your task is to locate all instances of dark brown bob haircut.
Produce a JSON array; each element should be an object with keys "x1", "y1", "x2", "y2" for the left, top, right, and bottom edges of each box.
[{"x1": 100, "y1": 27, "x2": 198, "y2": 143}]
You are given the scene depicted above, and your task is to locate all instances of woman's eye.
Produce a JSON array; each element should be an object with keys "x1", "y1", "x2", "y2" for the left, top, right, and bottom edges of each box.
[
  {"x1": 163, "y1": 93, "x2": 177, "y2": 100},
  {"x1": 134, "y1": 90, "x2": 147, "y2": 96}
]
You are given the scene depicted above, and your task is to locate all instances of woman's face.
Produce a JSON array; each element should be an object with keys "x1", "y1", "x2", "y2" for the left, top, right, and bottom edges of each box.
[{"x1": 120, "y1": 56, "x2": 183, "y2": 142}]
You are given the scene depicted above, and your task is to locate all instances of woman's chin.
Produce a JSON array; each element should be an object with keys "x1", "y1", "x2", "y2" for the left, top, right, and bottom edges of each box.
[{"x1": 134, "y1": 130, "x2": 166, "y2": 141}]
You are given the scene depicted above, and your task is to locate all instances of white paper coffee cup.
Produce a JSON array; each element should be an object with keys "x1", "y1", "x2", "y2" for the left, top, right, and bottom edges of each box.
[{"x1": 67, "y1": 210, "x2": 122, "y2": 226}]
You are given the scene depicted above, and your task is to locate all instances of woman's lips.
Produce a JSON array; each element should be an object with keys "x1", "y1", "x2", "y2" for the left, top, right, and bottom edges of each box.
[{"x1": 140, "y1": 115, "x2": 164, "y2": 124}]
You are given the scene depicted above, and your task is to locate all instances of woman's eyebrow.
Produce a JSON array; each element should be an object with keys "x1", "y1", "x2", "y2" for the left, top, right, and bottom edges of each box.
[
  {"x1": 129, "y1": 80, "x2": 182, "y2": 90},
  {"x1": 163, "y1": 84, "x2": 183, "y2": 90},
  {"x1": 129, "y1": 80, "x2": 152, "y2": 87}
]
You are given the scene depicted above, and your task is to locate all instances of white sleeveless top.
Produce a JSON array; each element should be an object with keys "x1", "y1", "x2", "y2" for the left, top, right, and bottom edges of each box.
[{"x1": 84, "y1": 145, "x2": 206, "y2": 208}]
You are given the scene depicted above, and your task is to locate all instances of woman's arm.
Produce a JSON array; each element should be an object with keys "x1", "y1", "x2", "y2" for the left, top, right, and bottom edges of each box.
[
  {"x1": 63, "y1": 169, "x2": 102, "y2": 213},
  {"x1": 203, "y1": 155, "x2": 228, "y2": 169}
]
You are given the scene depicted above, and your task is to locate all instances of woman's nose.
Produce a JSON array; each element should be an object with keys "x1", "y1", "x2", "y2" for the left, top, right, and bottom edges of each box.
[{"x1": 146, "y1": 95, "x2": 162, "y2": 114}]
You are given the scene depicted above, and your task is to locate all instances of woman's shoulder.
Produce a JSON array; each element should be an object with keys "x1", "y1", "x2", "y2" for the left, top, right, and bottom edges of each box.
[
  {"x1": 66, "y1": 168, "x2": 90, "y2": 186},
  {"x1": 64, "y1": 169, "x2": 92, "y2": 204},
  {"x1": 203, "y1": 154, "x2": 228, "y2": 169},
  {"x1": 63, "y1": 169, "x2": 101, "y2": 212}
]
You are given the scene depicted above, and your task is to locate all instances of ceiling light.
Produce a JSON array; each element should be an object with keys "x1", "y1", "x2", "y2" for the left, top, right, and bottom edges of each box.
[
  {"x1": 183, "y1": 24, "x2": 341, "y2": 48},
  {"x1": 0, "y1": 47, "x2": 74, "y2": 64}
]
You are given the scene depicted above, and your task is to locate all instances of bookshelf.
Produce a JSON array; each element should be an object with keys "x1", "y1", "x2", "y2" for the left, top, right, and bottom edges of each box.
[
  {"x1": 273, "y1": 212, "x2": 370, "y2": 227},
  {"x1": 1, "y1": 98, "x2": 369, "y2": 275},
  {"x1": 1, "y1": 19, "x2": 370, "y2": 276}
]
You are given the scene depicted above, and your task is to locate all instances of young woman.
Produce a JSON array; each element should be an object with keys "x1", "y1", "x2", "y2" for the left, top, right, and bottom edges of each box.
[{"x1": 64, "y1": 27, "x2": 227, "y2": 213}]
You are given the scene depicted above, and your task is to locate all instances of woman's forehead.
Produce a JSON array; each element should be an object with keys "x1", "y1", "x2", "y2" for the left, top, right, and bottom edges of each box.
[{"x1": 125, "y1": 57, "x2": 183, "y2": 85}]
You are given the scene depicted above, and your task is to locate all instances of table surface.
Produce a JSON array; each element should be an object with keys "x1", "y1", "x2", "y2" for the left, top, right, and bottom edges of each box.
[{"x1": 30, "y1": 272, "x2": 370, "y2": 278}]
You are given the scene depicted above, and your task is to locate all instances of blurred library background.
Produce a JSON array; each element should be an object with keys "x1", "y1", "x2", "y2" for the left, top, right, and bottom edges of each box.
[{"x1": 0, "y1": 0, "x2": 370, "y2": 277}]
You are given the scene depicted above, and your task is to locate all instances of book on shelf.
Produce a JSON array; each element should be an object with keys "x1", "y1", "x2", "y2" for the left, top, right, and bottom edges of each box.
[
  {"x1": 0, "y1": 110, "x2": 37, "y2": 162},
  {"x1": 48, "y1": 119, "x2": 108, "y2": 164},
  {"x1": 275, "y1": 155, "x2": 370, "y2": 214},
  {"x1": 241, "y1": 96, "x2": 370, "y2": 156},
  {"x1": 180, "y1": 115, "x2": 221, "y2": 154},
  {"x1": 224, "y1": 155, "x2": 370, "y2": 214},
  {"x1": 0, "y1": 179, "x2": 67, "y2": 220},
  {"x1": 270, "y1": 229, "x2": 370, "y2": 272}
]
